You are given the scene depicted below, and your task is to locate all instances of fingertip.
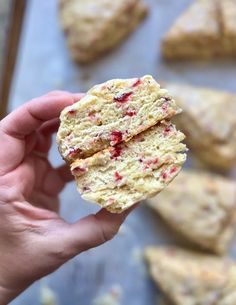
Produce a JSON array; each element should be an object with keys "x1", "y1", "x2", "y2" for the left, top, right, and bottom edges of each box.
[{"x1": 71, "y1": 93, "x2": 85, "y2": 103}]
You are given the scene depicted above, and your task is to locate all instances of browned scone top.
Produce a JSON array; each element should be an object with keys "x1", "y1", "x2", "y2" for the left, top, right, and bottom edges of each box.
[{"x1": 162, "y1": 0, "x2": 236, "y2": 59}]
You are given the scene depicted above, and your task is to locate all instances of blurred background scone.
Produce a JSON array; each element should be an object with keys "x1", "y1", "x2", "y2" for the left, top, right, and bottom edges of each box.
[
  {"x1": 145, "y1": 246, "x2": 236, "y2": 305},
  {"x1": 59, "y1": 0, "x2": 148, "y2": 63},
  {"x1": 166, "y1": 83, "x2": 236, "y2": 171},
  {"x1": 147, "y1": 170, "x2": 236, "y2": 254},
  {"x1": 162, "y1": 0, "x2": 236, "y2": 60}
]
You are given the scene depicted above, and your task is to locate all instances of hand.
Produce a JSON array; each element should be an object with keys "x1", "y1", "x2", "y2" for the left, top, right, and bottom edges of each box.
[{"x1": 0, "y1": 91, "x2": 132, "y2": 304}]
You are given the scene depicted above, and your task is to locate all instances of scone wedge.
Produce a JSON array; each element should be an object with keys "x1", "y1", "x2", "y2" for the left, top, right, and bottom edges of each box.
[
  {"x1": 57, "y1": 76, "x2": 187, "y2": 213},
  {"x1": 71, "y1": 122, "x2": 186, "y2": 213},
  {"x1": 221, "y1": 0, "x2": 236, "y2": 55},
  {"x1": 145, "y1": 246, "x2": 236, "y2": 305},
  {"x1": 166, "y1": 83, "x2": 236, "y2": 171},
  {"x1": 59, "y1": 0, "x2": 148, "y2": 63},
  {"x1": 58, "y1": 76, "x2": 181, "y2": 163},
  {"x1": 162, "y1": 0, "x2": 221, "y2": 59},
  {"x1": 147, "y1": 170, "x2": 236, "y2": 254},
  {"x1": 162, "y1": 0, "x2": 236, "y2": 60}
]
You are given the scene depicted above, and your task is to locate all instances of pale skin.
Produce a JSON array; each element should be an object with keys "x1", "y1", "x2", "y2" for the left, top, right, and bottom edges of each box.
[{"x1": 0, "y1": 91, "x2": 132, "y2": 304}]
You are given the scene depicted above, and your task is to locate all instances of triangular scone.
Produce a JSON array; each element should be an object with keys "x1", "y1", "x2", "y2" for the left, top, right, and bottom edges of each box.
[
  {"x1": 162, "y1": 0, "x2": 221, "y2": 59},
  {"x1": 221, "y1": 0, "x2": 236, "y2": 55},
  {"x1": 162, "y1": 0, "x2": 236, "y2": 59},
  {"x1": 71, "y1": 123, "x2": 186, "y2": 213},
  {"x1": 57, "y1": 76, "x2": 181, "y2": 163},
  {"x1": 145, "y1": 246, "x2": 236, "y2": 305},
  {"x1": 59, "y1": 0, "x2": 148, "y2": 63},
  {"x1": 165, "y1": 83, "x2": 236, "y2": 171},
  {"x1": 147, "y1": 170, "x2": 236, "y2": 254}
]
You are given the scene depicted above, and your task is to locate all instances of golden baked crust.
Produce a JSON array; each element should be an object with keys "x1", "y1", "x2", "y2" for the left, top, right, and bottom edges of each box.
[
  {"x1": 71, "y1": 122, "x2": 186, "y2": 213},
  {"x1": 147, "y1": 170, "x2": 236, "y2": 254},
  {"x1": 145, "y1": 246, "x2": 236, "y2": 305},
  {"x1": 166, "y1": 83, "x2": 236, "y2": 171},
  {"x1": 162, "y1": 0, "x2": 236, "y2": 59},
  {"x1": 59, "y1": 0, "x2": 148, "y2": 63},
  {"x1": 57, "y1": 76, "x2": 181, "y2": 163}
]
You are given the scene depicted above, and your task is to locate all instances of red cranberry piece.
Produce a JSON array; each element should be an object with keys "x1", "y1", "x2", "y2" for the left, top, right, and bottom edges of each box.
[
  {"x1": 88, "y1": 111, "x2": 96, "y2": 119},
  {"x1": 144, "y1": 158, "x2": 159, "y2": 169},
  {"x1": 110, "y1": 146, "x2": 122, "y2": 159},
  {"x1": 114, "y1": 171, "x2": 123, "y2": 181},
  {"x1": 69, "y1": 148, "x2": 81, "y2": 158},
  {"x1": 170, "y1": 166, "x2": 177, "y2": 174},
  {"x1": 132, "y1": 79, "x2": 141, "y2": 87},
  {"x1": 68, "y1": 109, "x2": 76, "y2": 115},
  {"x1": 161, "y1": 172, "x2": 168, "y2": 180},
  {"x1": 108, "y1": 197, "x2": 115, "y2": 205},
  {"x1": 114, "y1": 91, "x2": 133, "y2": 103},
  {"x1": 163, "y1": 126, "x2": 172, "y2": 136},
  {"x1": 72, "y1": 166, "x2": 88, "y2": 174},
  {"x1": 125, "y1": 109, "x2": 136, "y2": 117},
  {"x1": 110, "y1": 131, "x2": 123, "y2": 144}
]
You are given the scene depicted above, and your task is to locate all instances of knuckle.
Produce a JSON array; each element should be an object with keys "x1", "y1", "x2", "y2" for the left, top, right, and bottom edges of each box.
[{"x1": 99, "y1": 224, "x2": 118, "y2": 243}]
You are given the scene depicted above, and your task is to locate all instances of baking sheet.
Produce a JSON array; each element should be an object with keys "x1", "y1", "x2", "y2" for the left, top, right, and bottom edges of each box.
[{"x1": 10, "y1": 0, "x2": 236, "y2": 304}]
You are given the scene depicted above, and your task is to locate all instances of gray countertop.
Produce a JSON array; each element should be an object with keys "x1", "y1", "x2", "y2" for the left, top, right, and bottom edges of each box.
[{"x1": 9, "y1": 0, "x2": 236, "y2": 304}]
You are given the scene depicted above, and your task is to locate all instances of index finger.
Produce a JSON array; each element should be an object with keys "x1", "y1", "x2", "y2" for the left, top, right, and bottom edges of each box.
[{"x1": 0, "y1": 91, "x2": 83, "y2": 139}]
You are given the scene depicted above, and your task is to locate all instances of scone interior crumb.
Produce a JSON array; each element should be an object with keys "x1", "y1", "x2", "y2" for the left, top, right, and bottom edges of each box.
[
  {"x1": 71, "y1": 122, "x2": 186, "y2": 212},
  {"x1": 57, "y1": 75, "x2": 180, "y2": 163}
]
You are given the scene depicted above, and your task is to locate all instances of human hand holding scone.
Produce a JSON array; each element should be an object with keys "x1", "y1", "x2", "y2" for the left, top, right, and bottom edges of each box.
[{"x1": 0, "y1": 91, "x2": 132, "y2": 304}]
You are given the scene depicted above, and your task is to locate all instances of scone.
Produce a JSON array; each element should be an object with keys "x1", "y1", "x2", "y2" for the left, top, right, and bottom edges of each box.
[
  {"x1": 71, "y1": 122, "x2": 186, "y2": 213},
  {"x1": 221, "y1": 0, "x2": 236, "y2": 55},
  {"x1": 162, "y1": 0, "x2": 236, "y2": 60},
  {"x1": 57, "y1": 75, "x2": 181, "y2": 163},
  {"x1": 145, "y1": 246, "x2": 236, "y2": 305},
  {"x1": 147, "y1": 170, "x2": 236, "y2": 254},
  {"x1": 59, "y1": 0, "x2": 148, "y2": 63},
  {"x1": 162, "y1": 0, "x2": 221, "y2": 59},
  {"x1": 165, "y1": 83, "x2": 236, "y2": 171},
  {"x1": 57, "y1": 76, "x2": 187, "y2": 213}
]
